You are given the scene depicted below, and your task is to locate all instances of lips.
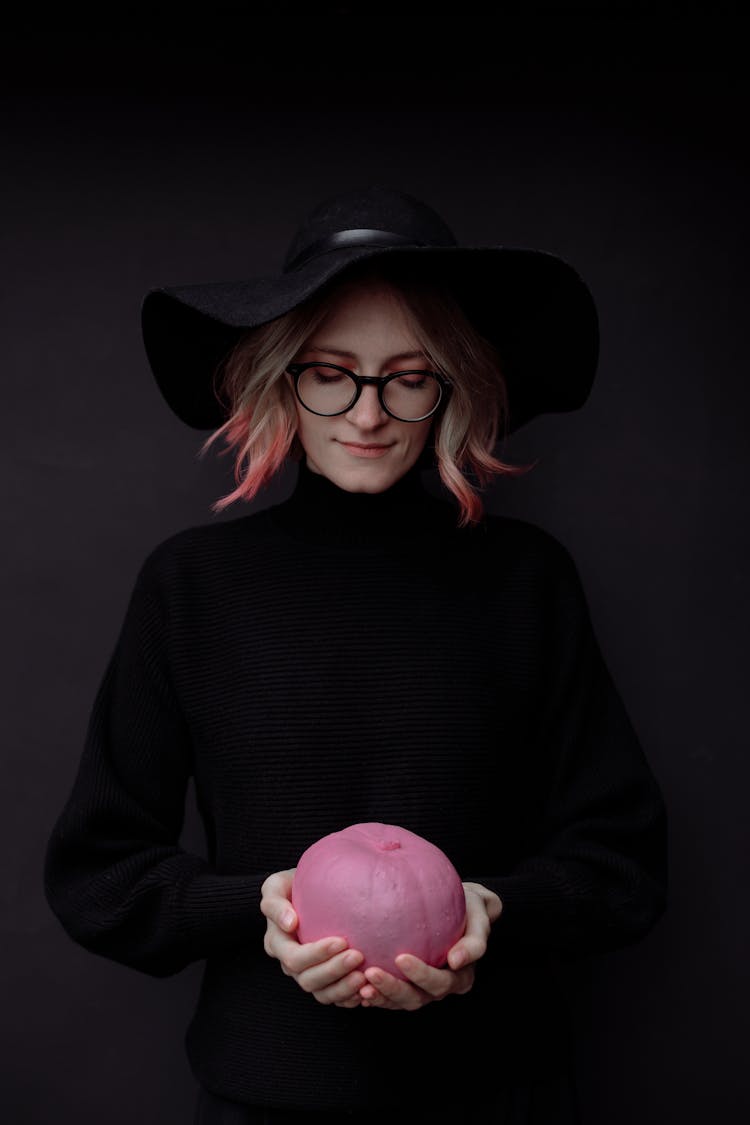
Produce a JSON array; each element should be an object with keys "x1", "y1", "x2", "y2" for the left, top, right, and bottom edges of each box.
[{"x1": 338, "y1": 441, "x2": 393, "y2": 458}]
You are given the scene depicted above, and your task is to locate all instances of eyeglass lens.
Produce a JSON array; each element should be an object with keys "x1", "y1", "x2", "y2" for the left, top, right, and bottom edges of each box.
[{"x1": 296, "y1": 366, "x2": 441, "y2": 421}]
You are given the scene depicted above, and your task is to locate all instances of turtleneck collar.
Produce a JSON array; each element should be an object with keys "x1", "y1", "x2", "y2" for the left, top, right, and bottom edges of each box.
[{"x1": 268, "y1": 459, "x2": 460, "y2": 548}]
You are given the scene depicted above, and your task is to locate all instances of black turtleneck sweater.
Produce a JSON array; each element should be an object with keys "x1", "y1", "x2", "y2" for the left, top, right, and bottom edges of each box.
[{"x1": 43, "y1": 461, "x2": 668, "y2": 1115}]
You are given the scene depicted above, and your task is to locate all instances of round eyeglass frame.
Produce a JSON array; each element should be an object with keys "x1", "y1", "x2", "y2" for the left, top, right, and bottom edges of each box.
[{"x1": 286, "y1": 362, "x2": 453, "y2": 423}]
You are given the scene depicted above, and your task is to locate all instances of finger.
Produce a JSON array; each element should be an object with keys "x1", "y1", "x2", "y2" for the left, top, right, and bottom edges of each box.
[
  {"x1": 264, "y1": 919, "x2": 305, "y2": 961},
  {"x1": 358, "y1": 985, "x2": 404, "y2": 1010},
  {"x1": 396, "y1": 954, "x2": 475, "y2": 998},
  {"x1": 447, "y1": 932, "x2": 486, "y2": 970},
  {"x1": 484, "y1": 890, "x2": 503, "y2": 923},
  {"x1": 259, "y1": 886, "x2": 298, "y2": 934},
  {"x1": 358, "y1": 984, "x2": 397, "y2": 1010},
  {"x1": 312, "y1": 968, "x2": 367, "y2": 1006},
  {"x1": 283, "y1": 936, "x2": 350, "y2": 977},
  {"x1": 362, "y1": 966, "x2": 426, "y2": 1011},
  {"x1": 335, "y1": 994, "x2": 365, "y2": 1009},
  {"x1": 260, "y1": 869, "x2": 295, "y2": 902},
  {"x1": 463, "y1": 881, "x2": 503, "y2": 924},
  {"x1": 393, "y1": 955, "x2": 453, "y2": 999},
  {"x1": 297, "y1": 947, "x2": 363, "y2": 993},
  {"x1": 278, "y1": 905, "x2": 298, "y2": 933},
  {"x1": 446, "y1": 893, "x2": 492, "y2": 968}
]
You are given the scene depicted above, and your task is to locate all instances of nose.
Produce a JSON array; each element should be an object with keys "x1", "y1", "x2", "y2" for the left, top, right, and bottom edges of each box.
[{"x1": 345, "y1": 382, "x2": 388, "y2": 430}]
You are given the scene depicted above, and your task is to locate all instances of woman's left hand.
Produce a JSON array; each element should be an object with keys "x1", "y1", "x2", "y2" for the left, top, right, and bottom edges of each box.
[{"x1": 358, "y1": 881, "x2": 502, "y2": 1011}]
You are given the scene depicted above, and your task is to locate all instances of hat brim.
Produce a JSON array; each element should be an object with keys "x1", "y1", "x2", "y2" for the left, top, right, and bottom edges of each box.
[{"x1": 141, "y1": 243, "x2": 599, "y2": 434}]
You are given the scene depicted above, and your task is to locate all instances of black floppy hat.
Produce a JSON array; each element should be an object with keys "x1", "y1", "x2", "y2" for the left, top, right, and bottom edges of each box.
[{"x1": 141, "y1": 185, "x2": 599, "y2": 434}]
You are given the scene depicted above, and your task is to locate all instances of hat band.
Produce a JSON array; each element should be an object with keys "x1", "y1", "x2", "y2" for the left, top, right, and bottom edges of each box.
[{"x1": 285, "y1": 228, "x2": 441, "y2": 271}]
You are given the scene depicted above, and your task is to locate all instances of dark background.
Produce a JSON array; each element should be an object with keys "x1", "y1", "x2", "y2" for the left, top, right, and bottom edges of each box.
[{"x1": 3, "y1": 3, "x2": 748, "y2": 1122}]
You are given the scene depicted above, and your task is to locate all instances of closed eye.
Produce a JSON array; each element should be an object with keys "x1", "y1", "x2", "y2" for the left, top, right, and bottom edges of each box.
[
  {"x1": 394, "y1": 373, "x2": 430, "y2": 389},
  {"x1": 309, "y1": 368, "x2": 348, "y2": 385}
]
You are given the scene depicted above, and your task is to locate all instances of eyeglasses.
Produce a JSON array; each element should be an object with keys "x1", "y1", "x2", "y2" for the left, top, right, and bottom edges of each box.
[{"x1": 286, "y1": 362, "x2": 452, "y2": 423}]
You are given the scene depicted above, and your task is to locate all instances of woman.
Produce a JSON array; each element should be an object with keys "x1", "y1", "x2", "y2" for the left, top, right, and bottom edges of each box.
[{"x1": 43, "y1": 186, "x2": 668, "y2": 1124}]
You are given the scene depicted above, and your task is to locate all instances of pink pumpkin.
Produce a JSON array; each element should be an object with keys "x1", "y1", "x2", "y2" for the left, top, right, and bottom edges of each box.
[{"x1": 291, "y1": 822, "x2": 466, "y2": 980}]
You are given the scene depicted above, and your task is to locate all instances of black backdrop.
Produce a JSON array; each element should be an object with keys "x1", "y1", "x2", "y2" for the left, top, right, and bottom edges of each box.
[{"x1": 4, "y1": 5, "x2": 748, "y2": 1123}]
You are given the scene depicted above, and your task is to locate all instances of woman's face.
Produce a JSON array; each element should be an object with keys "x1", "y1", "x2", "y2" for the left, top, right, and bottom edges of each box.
[{"x1": 288, "y1": 280, "x2": 434, "y2": 493}]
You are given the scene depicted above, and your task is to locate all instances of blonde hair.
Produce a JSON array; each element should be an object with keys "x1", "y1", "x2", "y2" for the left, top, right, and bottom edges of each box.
[{"x1": 198, "y1": 258, "x2": 537, "y2": 526}]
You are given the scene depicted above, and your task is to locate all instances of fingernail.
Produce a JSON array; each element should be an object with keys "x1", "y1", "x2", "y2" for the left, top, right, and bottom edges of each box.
[
  {"x1": 450, "y1": 951, "x2": 465, "y2": 969},
  {"x1": 366, "y1": 969, "x2": 383, "y2": 985},
  {"x1": 327, "y1": 938, "x2": 347, "y2": 955},
  {"x1": 281, "y1": 910, "x2": 295, "y2": 929}
]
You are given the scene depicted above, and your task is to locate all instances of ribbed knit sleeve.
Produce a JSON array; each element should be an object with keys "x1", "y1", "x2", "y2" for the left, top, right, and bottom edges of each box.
[
  {"x1": 43, "y1": 550, "x2": 264, "y2": 978},
  {"x1": 486, "y1": 541, "x2": 668, "y2": 960}
]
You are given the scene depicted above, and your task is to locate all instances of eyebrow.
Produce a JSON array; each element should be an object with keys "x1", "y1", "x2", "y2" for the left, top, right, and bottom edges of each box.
[{"x1": 304, "y1": 344, "x2": 428, "y2": 364}]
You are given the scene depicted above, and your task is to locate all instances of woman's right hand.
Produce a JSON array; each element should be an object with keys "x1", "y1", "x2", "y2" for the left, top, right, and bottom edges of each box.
[{"x1": 260, "y1": 868, "x2": 366, "y2": 1008}]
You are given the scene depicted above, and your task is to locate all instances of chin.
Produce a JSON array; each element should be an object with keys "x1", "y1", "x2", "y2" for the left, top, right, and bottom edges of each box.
[
  {"x1": 307, "y1": 454, "x2": 415, "y2": 494},
  {"x1": 336, "y1": 467, "x2": 399, "y2": 494}
]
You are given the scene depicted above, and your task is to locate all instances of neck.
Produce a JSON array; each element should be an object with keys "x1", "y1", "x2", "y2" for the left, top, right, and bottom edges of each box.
[{"x1": 268, "y1": 459, "x2": 458, "y2": 548}]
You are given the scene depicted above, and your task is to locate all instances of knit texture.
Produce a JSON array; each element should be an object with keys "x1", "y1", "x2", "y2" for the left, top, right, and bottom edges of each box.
[{"x1": 43, "y1": 461, "x2": 668, "y2": 1113}]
